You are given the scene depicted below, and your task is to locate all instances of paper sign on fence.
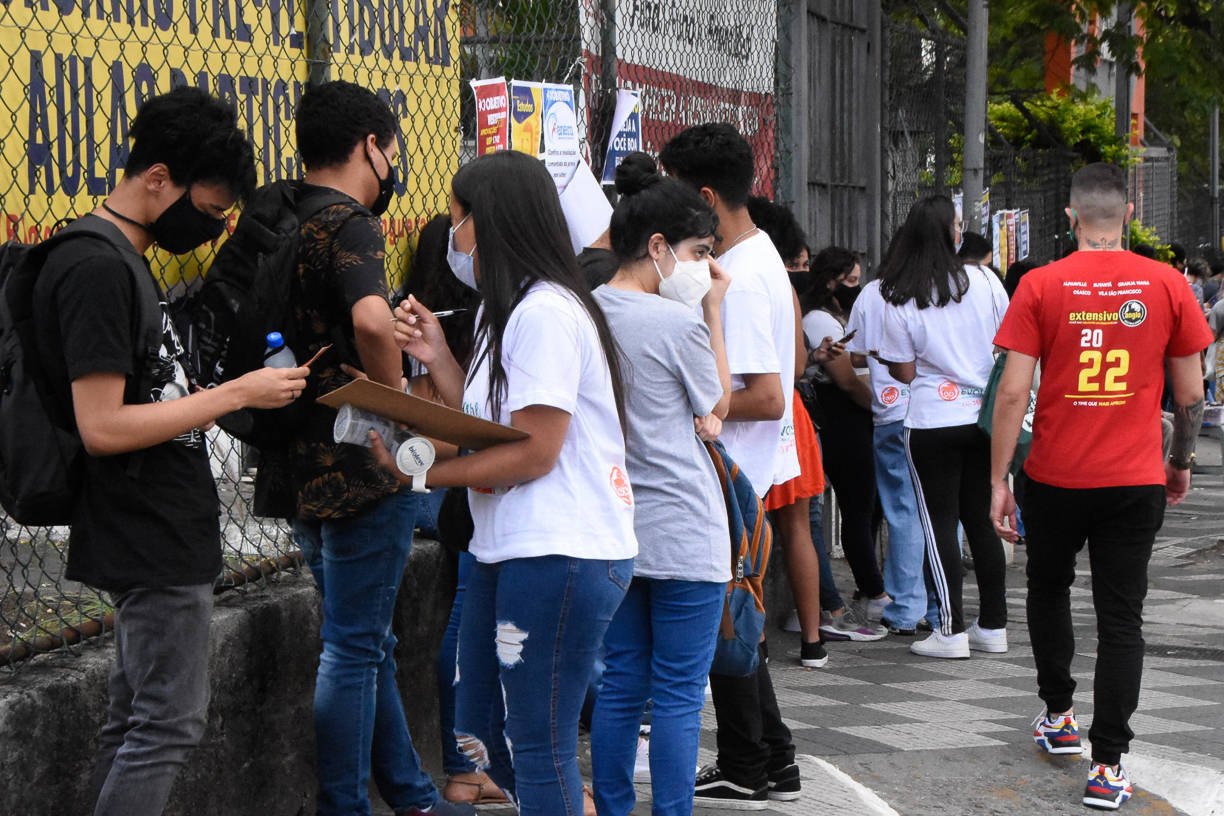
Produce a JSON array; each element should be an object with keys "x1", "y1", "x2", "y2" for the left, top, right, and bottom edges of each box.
[{"x1": 471, "y1": 77, "x2": 510, "y2": 155}]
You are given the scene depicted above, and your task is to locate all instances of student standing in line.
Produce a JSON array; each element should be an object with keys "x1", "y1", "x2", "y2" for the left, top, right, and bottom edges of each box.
[
  {"x1": 991, "y1": 163, "x2": 1211, "y2": 811},
  {"x1": 376, "y1": 149, "x2": 636, "y2": 816},
  {"x1": 746, "y1": 196, "x2": 836, "y2": 666},
  {"x1": 588, "y1": 152, "x2": 731, "y2": 816},
  {"x1": 877, "y1": 195, "x2": 1010, "y2": 660},
  {"x1": 800, "y1": 248, "x2": 891, "y2": 641},
  {"x1": 283, "y1": 81, "x2": 466, "y2": 816},
  {"x1": 845, "y1": 258, "x2": 943, "y2": 637},
  {"x1": 31, "y1": 88, "x2": 310, "y2": 816},
  {"x1": 661, "y1": 123, "x2": 802, "y2": 809}
]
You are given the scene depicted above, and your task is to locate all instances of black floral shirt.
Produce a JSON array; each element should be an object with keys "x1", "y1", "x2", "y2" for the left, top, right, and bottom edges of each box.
[{"x1": 286, "y1": 187, "x2": 401, "y2": 520}]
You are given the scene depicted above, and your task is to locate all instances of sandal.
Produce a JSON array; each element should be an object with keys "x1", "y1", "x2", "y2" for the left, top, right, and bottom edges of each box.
[{"x1": 443, "y1": 771, "x2": 510, "y2": 805}]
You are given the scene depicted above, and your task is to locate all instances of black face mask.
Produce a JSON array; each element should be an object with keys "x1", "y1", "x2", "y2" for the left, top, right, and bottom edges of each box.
[
  {"x1": 367, "y1": 145, "x2": 397, "y2": 217},
  {"x1": 149, "y1": 190, "x2": 227, "y2": 254},
  {"x1": 834, "y1": 283, "x2": 861, "y2": 312},
  {"x1": 788, "y1": 269, "x2": 812, "y2": 294}
]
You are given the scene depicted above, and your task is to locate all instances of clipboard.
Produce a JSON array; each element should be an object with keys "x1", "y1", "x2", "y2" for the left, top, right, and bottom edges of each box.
[{"x1": 318, "y1": 379, "x2": 528, "y2": 450}]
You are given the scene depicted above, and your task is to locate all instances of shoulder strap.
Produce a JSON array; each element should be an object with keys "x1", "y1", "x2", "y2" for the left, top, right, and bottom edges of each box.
[{"x1": 44, "y1": 221, "x2": 164, "y2": 403}]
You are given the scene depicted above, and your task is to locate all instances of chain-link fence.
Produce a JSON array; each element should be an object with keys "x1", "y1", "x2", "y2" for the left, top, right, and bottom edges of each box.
[
  {"x1": 1, "y1": 0, "x2": 783, "y2": 674},
  {"x1": 883, "y1": 18, "x2": 965, "y2": 245},
  {"x1": 1129, "y1": 145, "x2": 1178, "y2": 247}
]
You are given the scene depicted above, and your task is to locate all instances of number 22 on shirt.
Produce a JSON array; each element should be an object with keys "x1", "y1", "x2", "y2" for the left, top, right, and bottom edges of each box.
[{"x1": 1072, "y1": 328, "x2": 1131, "y2": 398}]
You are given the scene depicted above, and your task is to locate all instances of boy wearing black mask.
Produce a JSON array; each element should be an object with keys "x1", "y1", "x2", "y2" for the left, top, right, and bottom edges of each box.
[
  {"x1": 285, "y1": 81, "x2": 465, "y2": 816},
  {"x1": 33, "y1": 88, "x2": 310, "y2": 816}
]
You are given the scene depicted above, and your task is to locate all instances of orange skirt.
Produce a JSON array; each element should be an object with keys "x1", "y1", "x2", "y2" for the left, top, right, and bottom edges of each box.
[{"x1": 763, "y1": 390, "x2": 825, "y2": 510}]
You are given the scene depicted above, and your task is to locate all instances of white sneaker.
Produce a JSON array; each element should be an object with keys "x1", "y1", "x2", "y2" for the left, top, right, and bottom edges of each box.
[
  {"x1": 909, "y1": 630, "x2": 970, "y2": 659},
  {"x1": 866, "y1": 594, "x2": 892, "y2": 621},
  {"x1": 782, "y1": 608, "x2": 801, "y2": 633},
  {"x1": 633, "y1": 736, "x2": 651, "y2": 780},
  {"x1": 966, "y1": 621, "x2": 1008, "y2": 653}
]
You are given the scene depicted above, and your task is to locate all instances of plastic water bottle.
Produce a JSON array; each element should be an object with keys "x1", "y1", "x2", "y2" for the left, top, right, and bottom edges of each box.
[{"x1": 263, "y1": 332, "x2": 297, "y2": 368}]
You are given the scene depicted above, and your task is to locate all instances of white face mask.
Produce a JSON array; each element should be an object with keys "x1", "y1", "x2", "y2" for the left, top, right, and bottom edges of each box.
[
  {"x1": 654, "y1": 244, "x2": 711, "y2": 308},
  {"x1": 447, "y1": 213, "x2": 478, "y2": 290}
]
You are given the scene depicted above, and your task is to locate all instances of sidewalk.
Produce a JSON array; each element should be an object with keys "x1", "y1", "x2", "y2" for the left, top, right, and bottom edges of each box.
[
  {"x1": 380, "y1": 445, "x2": 1224, "y2": 816},
  {"x1": 660, "y1": 457, "x2": 1224, "y2": 815}
]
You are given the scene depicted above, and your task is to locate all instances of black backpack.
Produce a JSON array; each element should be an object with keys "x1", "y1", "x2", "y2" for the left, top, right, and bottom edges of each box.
[
  {"x1": 0, "y1": 220, "x2": 162, "y2": 526},
  {"x1": 175, "y1": 180, "x2": 365, "y2": 450}
]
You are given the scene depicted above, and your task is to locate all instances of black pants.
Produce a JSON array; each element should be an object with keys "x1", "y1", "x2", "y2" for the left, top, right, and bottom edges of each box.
[
  {"x1": 815, "y1": 384, "x2": 885, "y2": 599},
  {"x1": 904, "y1": 424, "x2": 1007, "y2": 635},
  {"x1": 1020, "y1": 474, "x2": 1165, "y2": 767},
  {"x1": 708, "y1": 642, "x2": 794, "y2": 789}
]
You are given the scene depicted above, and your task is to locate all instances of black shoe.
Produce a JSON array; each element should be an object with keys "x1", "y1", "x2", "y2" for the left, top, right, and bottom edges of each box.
[
  {"x1": 962, "y1": 555, "x2": 974, "y2": 573},
  {"x1": 767, "y1": 763, "x2": 801, "y2": 801},
  {"x1": 799, "y1": 640, "x2": 828, "y2": 668},
  {"x1": 917, "y1": 618, "x2": 933, "y2": 632},
  {"x1": 693, "y1": 765, "x2": 768, "y2": 810},
  {"x1": 880, "y1": 617, "x2": 917, "y2": 636}
]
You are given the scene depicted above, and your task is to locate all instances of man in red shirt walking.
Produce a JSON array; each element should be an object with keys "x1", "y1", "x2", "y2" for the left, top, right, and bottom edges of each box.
[{"x1": 990, "y1": 163, "x2": 1211, "y2": 811}]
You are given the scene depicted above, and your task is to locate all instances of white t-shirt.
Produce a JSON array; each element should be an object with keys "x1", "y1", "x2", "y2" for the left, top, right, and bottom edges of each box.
[
  {"x1": 462, "y1": 282, "x2": 638, "y2": 563},
  {"x1": 718, "y1": 230, "x2": 800, "y2": 496},
  {"x1": 877, "y1": 264, "x2": 1009, "y2": 429},
  {"x1": 845, "y1": 280, "x2": 910, "y2": 425}
]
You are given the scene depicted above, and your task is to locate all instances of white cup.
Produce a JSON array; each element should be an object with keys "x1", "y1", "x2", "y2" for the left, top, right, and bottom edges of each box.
[
  {"x1": 394, "y1": 436, "x2": 436, "y2": 493},
  {"x1": 333, "y1": 404, "x2": 397, "y2": 451}
]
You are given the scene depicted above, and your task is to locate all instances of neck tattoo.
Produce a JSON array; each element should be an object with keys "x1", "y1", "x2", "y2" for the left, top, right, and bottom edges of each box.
[{"x1": 1084, "y1": 235, "x2": 1122, "y2": 250}]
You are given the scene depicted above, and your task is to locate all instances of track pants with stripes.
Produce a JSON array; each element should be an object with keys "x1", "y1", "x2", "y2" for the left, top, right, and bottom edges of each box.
[{"x1": 904, "y1": 423, "x2": 1007, "y2": 636}]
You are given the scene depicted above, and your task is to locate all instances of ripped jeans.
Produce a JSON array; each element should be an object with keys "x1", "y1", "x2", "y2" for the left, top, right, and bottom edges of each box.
[{"x1": 455, "y1": 555, "x2": 633, "y2": 816}]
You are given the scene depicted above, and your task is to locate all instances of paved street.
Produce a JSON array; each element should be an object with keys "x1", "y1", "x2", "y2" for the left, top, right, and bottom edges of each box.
[
  {"x1": 379, "y1": 438, "x2": 1224, "y2": 816},
  {"x1": 666, "y1": 457, "x2": 1224, "y2": 816}
]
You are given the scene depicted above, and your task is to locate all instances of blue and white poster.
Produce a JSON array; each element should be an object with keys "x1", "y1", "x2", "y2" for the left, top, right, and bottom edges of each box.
[
  {"x1": 542, "y1": 82, "x2": 580, "y2": 192},
  {"x1": 601, "y1": 89, "x2": 643, "y2": 186}
]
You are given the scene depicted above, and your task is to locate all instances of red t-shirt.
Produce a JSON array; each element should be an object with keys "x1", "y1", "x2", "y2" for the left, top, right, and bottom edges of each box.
[{"x1": 995, "y1": 251, "x2": 1212, "y2": 489}]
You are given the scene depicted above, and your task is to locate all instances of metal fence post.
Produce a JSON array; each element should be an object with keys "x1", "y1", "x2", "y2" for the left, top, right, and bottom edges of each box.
[
  {"x1": 963, "y1": 0, "x2": 987, "y2": 233},
  {"x1": 305, "y1": 0, "x2": 332, "y2": 87}
]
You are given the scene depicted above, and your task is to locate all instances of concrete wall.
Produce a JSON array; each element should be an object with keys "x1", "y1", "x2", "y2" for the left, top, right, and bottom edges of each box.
[{"x1": 0, "y1": 539, "x2": 457, "y2": 816}]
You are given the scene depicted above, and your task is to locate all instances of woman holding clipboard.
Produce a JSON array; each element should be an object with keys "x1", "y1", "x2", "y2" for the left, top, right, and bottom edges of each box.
[{"x1": 372, "y1": 150, "x2": 636, "y2": 816}]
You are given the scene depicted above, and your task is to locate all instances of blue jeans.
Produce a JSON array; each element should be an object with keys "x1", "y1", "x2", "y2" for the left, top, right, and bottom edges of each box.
[
  {"x1": 456, "y1": 555, "x2": 633, "y2": 816},
  {"x1": 809, "y1": 495, "x2": 845, "y2": 612},
  {"x1": 294, "y1": 490, "x2": 437, "y2": 816},
  {"x1": 437, "y1": 550, "x2": 476, "y2": 776},
  {"x1": 874, "y1": 420, "x2": 941, "y2": 628},
  {"x1": 591, "y1": 577, "x2": 723, "y2": 816}
]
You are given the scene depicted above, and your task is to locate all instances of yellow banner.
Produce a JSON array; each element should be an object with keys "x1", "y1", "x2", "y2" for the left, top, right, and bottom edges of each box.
[{"x1": 0, "y1": 0, "x2": 461, "y2": 295}]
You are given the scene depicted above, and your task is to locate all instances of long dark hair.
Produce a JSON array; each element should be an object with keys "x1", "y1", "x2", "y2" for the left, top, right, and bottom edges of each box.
[
  {"x1": 403, "y1": 213, "x2": 479, "y2": 367},
  {"x1": 878, "y1": 195, "x2": 967, "y2": 309},
  {"x1": 451, "y1": 151, "x2": 626, "y2": 428},
  {"x1": 799, "y1": 246, "x2": 858, "y2": 317},
  {"x1": 609, "y1": 152, "x2": 718, "y2": 263}
]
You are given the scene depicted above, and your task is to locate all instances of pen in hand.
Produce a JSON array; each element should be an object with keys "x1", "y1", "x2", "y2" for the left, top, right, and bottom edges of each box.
[{"x1": 390, "y1": 308, "x2": 468, "y2": 323}]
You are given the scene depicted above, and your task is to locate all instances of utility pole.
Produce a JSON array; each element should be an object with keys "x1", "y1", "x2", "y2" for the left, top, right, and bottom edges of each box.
[
  {"x1": 963, "y1": 0, "x2": 988, "y2": 233},
  {"x1": 1114, "y1": 2, "x2": 1134, "y2": 143},
  {"x1": 1212, "y1": 103, "x2": 1220, "y2": 249}
]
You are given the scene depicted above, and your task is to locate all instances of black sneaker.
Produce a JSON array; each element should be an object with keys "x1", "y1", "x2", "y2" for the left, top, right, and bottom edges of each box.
[
  {"x1": 767, "y1": 763, "x2": 801, "y2": 801},
  {"x1": 799, "y1": 640, "x2": 829, "y2": 668},
  {"x1": 693, "y1": 765, "x2": 768, "y2": 810},
  {"x1": 880, "y1": 617, "x2": 917, "y2": 636}
]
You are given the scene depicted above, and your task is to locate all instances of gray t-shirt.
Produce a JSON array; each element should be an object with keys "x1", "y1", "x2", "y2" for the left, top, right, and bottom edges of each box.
[{"x1": 594, "y1": 286, "x2": 731, "y2": 583}]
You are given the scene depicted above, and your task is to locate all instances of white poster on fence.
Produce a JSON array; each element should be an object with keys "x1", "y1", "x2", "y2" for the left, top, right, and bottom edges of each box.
[
  {"x1": 560, "y1": 159, "x2": 614, "y2": 254},
  {"x1": 1018, "y1": 210, "x2": 1031, "y2": 261},
  {"x1": 991, "y1": 211, "x2": 1005, "y2": 269},
  {"x1": 601, "y1": 89, "x2": 643, "y2": 185},
  {"x1": 542, "y1": 82, "x2": 581, "y2": 192}
]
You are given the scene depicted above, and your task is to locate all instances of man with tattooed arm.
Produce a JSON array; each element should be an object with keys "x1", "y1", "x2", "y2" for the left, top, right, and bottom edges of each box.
[{"x1": 988, "y1": 162, "x2": 1212, "y2": 811}]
